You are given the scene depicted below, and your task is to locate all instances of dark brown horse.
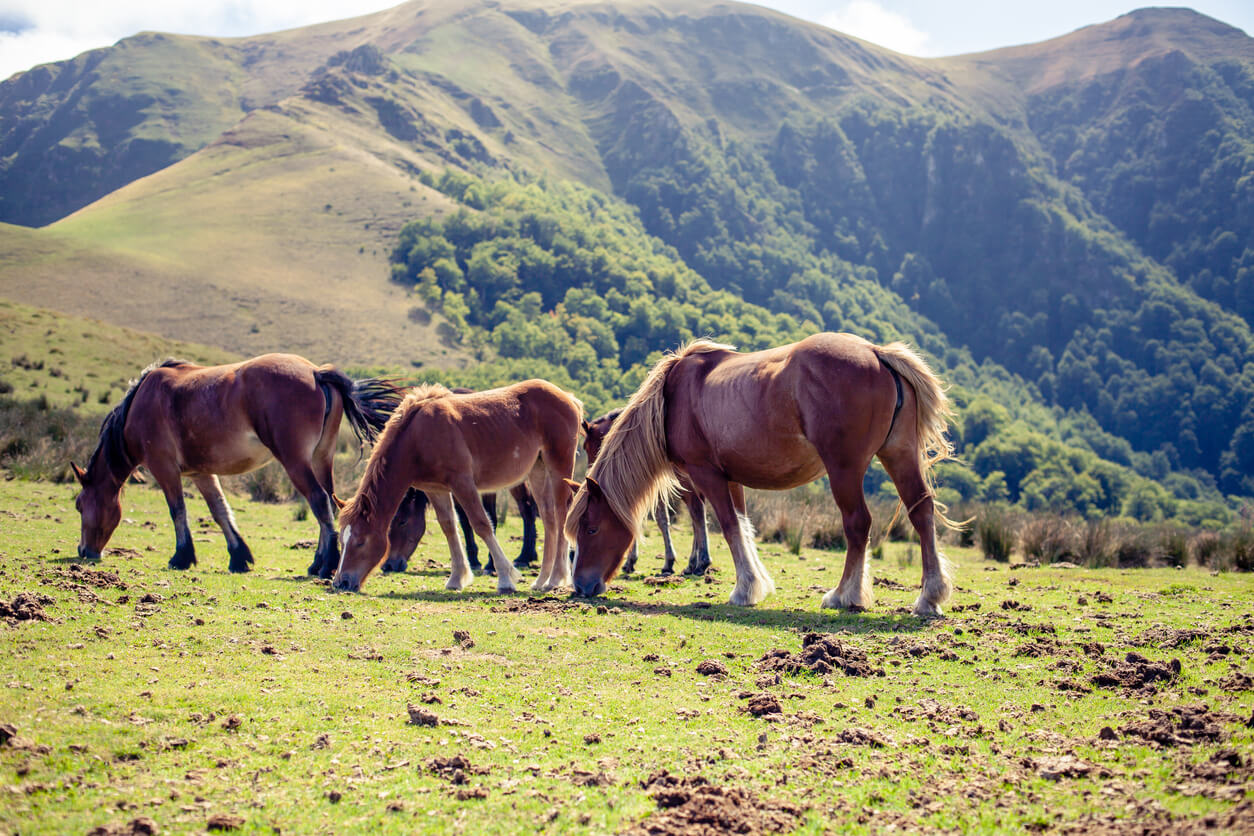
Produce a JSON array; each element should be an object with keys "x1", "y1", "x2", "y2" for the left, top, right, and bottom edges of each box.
[
  {"x1": 333, "y1": 380, "x2": 581, "y2": 593},
  {"x1": 72, "y1": 354, "x2": 402, "y2": 576},
  {"x1": 583, "y1": 409, "x2": 710, "y2": 576},
  {"x1": 565, "y1": 333, "x2": 957, "y2": 615},
  {"x1": 382, "y1": 484, "x2": 538, "y2": 574}
]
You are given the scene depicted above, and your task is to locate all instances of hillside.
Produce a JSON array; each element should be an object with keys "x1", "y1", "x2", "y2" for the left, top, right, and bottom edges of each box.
[{"x1": 0, "y1": 0, "x2": 1252, "y2": 502}]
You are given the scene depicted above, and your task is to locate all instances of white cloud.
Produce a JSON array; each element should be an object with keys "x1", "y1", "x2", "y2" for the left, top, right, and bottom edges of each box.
[
  {"x1": 0, "y1": 0, "x2": 398, "y2": 80},
  {"x1": 819, "y1": 0, "x2": 932, "y2": 55}
]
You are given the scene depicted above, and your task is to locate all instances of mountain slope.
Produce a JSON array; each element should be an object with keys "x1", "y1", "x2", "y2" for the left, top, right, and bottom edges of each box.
[{"x1": 0, "y1": 0, "x2": 1252, "y2": 497}]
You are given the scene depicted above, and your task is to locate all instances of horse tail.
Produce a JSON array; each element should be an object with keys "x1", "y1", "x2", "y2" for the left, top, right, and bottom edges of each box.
[
  {"x1": 874, "y1": 342, "x2": 962, "y2": 530},
  {"x1": 567, "y1": 339, "x2": 729, "y2": 540},
  {"x1": 314, "y1": 368, "x2": 406, "y2": 446}
]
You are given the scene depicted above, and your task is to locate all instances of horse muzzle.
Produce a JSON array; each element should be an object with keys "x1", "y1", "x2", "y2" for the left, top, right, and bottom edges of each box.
[
  {"x1": 331, "y1": 573, "x2": 360, "y2": 593},
  {"x1": 77, "y1": 544, "x2": 101, "y2": 561},
  {"x1": 572, "y1": 576, "x2": 605, "y2": 598}
]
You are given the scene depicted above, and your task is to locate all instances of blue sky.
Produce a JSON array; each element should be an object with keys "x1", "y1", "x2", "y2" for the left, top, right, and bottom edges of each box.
[{"x1": 1, "y1": 0, "x2": 1251, "y2": 79}]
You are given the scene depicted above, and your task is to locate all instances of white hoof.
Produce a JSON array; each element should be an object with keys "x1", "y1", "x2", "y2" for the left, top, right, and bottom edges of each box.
[
  {"x1": 446, "y1": 571, "x2": 474, "y2": 591},
  {"x1": 728, "y1": 576, "x2": 769, "y2": 606},
  {"x1": 531, "y1": 575, "x2": 553, "y2": 592},
  {"x1": 913, "y1": 595, "x2": 944, "y2": 618},
  {"x1": 821, "y1": 578, "x2": 874, "y2": 610}
]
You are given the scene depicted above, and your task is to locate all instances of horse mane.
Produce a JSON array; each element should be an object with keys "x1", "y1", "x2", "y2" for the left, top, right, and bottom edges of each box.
[
  {"x1": 567, "y1": 339, "x2": 732, "y2": 539},
  {"x1": 339, "y1": 385, "x2": 435, "y2": 528},
  {"x1": 89, "y1": 359, "x2": 188, "y2": 480}
]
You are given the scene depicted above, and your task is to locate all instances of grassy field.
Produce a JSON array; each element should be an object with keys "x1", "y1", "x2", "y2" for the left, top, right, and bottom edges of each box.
[{"x1": 1, "y1": 477, "x2": 1251, "y2": 834}]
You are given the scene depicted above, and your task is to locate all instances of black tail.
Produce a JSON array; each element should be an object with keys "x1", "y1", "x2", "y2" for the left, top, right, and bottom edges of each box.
[{"x1": 314, "y1": 369, "x2": 405, "y2": 445}]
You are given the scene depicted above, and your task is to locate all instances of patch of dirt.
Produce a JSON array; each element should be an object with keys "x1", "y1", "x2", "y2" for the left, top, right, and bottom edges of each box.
[
  {"x1": 1215, "y1": 671, "x2": 1253, "y2": 692},
  {"x1": 1032, "y1": 754, "x2": 1102, "y2": 780},
  {"x1": 206, "y1": 813, "x2": 245, "y2": 831},
  {"x1": 1118, "y1": 704, "x2": 1234, "y2": 747},
  {"x1": 50, "y1": 564, "x2": 128, "y2": 590},
  {"x1": 696, "y1": 660, "x2": 727, "y2": 677},
  {"x1": 1090, "y1": 653, "x2": 1181, "y2": 693},
  {"x1": 0, "y1": 592, "x2": 54, "y2": 623},
  {"x1": 570, "y1": 768, "x2": 614, "y2": 787},
  {"x1": 743, "y1": 694, "x2": 782, "y2": 718},
  {"x1": 489, "y1": 596, "x2": 582, "y2": 614},
  {"x1": 758, "y1": 633, "x2": 883, "y2": 678},
  {"x1": 834, "y1": 727, "x2": 889, "y2": 747},
  {"x1": 86, "y1": 818, "x2": 158, "y2": 836},
  {"x1": 425, "y1": 754, "x2": 488, "y2": 783},
  {"x1": 622, "y1": 770, "x2": 804, "y2": 836},
  {"x1": 1132, "y1": 626, "x2": 1209, "y2": 648},
  {"x1": 1053, "y1": 803, "x2": 1254, "y2": 835},
  {"x1": 452, "y1": 629, "x2": 474, "y2": 649}
]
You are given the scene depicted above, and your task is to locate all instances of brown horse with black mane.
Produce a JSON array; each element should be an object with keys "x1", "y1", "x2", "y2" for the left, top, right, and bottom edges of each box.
[
  {"x1": 565, "y1": 333, "x2": 958, "y2": 616},
  {"x1": 333, "y1": 380, "x2": 581, "y2": 594},
  {"x1": 72, "y1": 354, "x2": 402, "y2": 576}
]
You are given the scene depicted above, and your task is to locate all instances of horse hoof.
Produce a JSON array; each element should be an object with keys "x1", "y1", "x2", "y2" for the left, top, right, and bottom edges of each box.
[
  {"x1": 168, "y1": 557, "x2": 194, "y2": 571},
  {"x1": 912, "y1": 596, "x2": 944, "y2": 618},
  {"x1": 229, "y1": 561, "x2": 253, "y2": 574},
  {"x1": 446, "y1": 573, "x2": 473, "y2": 591},
  {"x1": 659, "y1": 567, "x2": 675, "y2": 577},
  {"x1": 496, "y1": 582, "x2": 517, "y2": 595}
]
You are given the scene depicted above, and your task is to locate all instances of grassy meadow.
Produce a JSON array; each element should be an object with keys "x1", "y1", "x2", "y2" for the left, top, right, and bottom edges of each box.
[{"x1": 2, "y1": 476, "x2": 1252, "y2": 835}]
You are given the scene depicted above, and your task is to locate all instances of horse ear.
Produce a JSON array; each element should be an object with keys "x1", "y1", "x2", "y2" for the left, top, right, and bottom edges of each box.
[
  {"x1": 563, "y1": 478, "x2": 581, "y2": 493},
  {"x1": 580, "y1": 419, "x2": 590, "y2": 434},
  {"x1": 332, "y1": 493, "x2": 347, "y2": 510},
  {"x1": 585, "y1": 476, "x2": 603, "y2": 498},
  {"x1": 70, "y1": 462, "x2": 87, "y2": 485},
  {"x1": 129, "y1": 469, "x2": 147, "y2": 485}
]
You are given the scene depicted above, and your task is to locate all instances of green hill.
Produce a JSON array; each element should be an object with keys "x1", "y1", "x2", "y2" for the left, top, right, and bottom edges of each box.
[{"x1": 0, "y1": 0, "x2": 1251, "y2": 505}]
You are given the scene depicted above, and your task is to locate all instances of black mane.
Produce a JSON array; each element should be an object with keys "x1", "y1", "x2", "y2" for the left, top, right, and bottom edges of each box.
[{"x1": 89, "y1": 359, "x2": 188, "y2": 479}]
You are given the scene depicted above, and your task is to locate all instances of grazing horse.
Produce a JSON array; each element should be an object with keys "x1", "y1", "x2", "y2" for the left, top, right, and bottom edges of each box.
[
  {"x1": 565, "y1": 333, "x2": 957, "y2": 616},
  {"x1": 382, "y1": 484, "x2": 538, "y2": 574},
  {"x1": 333, "y1": 381, "x2": 581, "y2": 593},
  {"x1": 72, "y1": 355, "x2": 402, "y2": 576},
  {"x1": 583, "y1": 409, "x2": 710, "y2": 576},
  {"x1": 382, "y1": 387, "x2": 539, "y2": 575}
]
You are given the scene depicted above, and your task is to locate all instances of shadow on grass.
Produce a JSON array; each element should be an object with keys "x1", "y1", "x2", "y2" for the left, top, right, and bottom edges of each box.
[{"x1": 372, "y1": 586, "x2": 931, "y2": 634}]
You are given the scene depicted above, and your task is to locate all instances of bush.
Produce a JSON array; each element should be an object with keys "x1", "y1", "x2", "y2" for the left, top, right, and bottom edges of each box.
[
  {"x1": 1074, "y1": 519, "x2": 1118, "y2": 568},
  {"x1": 1189, "y1": 531, "x2": 1222, "y2": 567},
  {"x1": 976, "y1": 506, "x2": 1016, "y2": 562},
  {"x1": 1020, "y1": 516, "x2": 1074, "y2": 564}
]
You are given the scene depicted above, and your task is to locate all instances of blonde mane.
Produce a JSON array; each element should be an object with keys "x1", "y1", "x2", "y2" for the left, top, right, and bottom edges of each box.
[{"x1": 566, "y1": 339, "x2": 733, "y2": 540}]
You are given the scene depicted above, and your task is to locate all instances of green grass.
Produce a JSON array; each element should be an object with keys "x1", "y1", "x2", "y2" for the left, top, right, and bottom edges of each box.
[{"x1": 1, "y1": 478, "x2": 1251, "y2": 834}]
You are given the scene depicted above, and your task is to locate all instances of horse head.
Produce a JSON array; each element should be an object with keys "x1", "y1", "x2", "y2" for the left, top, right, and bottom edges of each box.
[
  {"x1": 332, "y1": 496, "x2": 387, "y2": 592},
  {"x1": 71, "y1": 460, "x2": 122, "y2": 561},
  {"x1": 568, "y1": 477, "x2": 634, "y2": 597}
]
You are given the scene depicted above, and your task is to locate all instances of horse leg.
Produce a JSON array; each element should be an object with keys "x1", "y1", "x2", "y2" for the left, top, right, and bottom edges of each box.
[
  {"x1": 510, "y1": 485, "x2": 539, "y2": 569},
  {"x1": 193, "y1": 475, "x2": 253, "y2": 573},
  {"x1": 819, "y1": 469, "x2": 874, "y2": 611},
  {"x1": 454, "y1": 500, "x2": 482, "y2": 572},
  {"x1": 429, "y1": 491, "x2": 474, "y2": 591},
  {"x1": 529, "y1": 466, "x2": 573, "y2": 591},
  {"x1": 280, "y1": 462, "x2": 339, "y2": 579},
  {"x1": 686, "y1": 469, "x2": 772, "y2": 606},
  {"x1": 480, "y1": 494, "x2": 498, "y2": 576},
  {"x1": 151, "y1": 463, "x2": 196, "y2": 570},
  {"x1": 682, "y1": 489, "x2": 711, "y2": 576},
  {"x1": 879, "y1": 449, "x2": 951, "y2": 616},
  {"x1": 450, "y1": 480, "x2": 522, "y2": 593}
]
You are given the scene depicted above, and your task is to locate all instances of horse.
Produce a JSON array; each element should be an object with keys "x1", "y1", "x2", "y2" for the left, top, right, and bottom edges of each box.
[
  {"x1": 565, "y1": 333, "x2": 957, "y2": 616},
  {"x1": 381, "y1": 387, "x2": 539, "y2": 575},
  {"x1": 333, "y1": 380, "x2": 581, "y2": 594},
  {"x1": 382, "y1": 484, "x2": 538, "y2": 574},
  {"x1": 71, "y1": 354, "x2": 402, "y2": 577},
  {"x1": 583, "y1": 409, "x2": 710, "y2": 576}
]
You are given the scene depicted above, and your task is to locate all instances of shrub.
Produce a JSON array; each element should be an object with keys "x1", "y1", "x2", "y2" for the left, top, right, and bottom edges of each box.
[
  {"x1": 1074, "y1": 519, "x2": 1118, "y2": 568},
  {"x1": 976, "y1": 506, "x2": 1016, "y2": 562},
  {"x1": 1189, "y1": 531, "x2": 1222, "y2": 567},
  {"x1": 1019, "y1": 516, "x2": 1074, "y2": 564}
]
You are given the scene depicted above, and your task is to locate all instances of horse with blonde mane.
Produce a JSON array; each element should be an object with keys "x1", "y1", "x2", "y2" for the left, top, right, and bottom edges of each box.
[
  {"x1": 333, "y1": 380, "x2": 581, "y2": 593},
  {"x1": 565, "y1": 333, "x2": 958, "y2": 616}
]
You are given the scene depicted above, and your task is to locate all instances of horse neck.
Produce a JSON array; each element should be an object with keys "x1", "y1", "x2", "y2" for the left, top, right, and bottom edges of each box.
[
  {"x1": 85, "y1": 446, "x2": 128, "y2": 497},
  {"x1": 349, "y1": 432, "x2": 415, "y2": 538}
]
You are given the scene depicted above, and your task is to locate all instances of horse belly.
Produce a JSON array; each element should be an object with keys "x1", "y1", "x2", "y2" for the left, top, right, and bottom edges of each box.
[
  {"x1": 474, "y1": 440, "x2": 540, "y2": 492},
  {"x1": 186, "y1": 432, "x2": 273, "y2": 476},
  {"x1": 721, "y1": 438, "x2": 826, "y2": 490}
]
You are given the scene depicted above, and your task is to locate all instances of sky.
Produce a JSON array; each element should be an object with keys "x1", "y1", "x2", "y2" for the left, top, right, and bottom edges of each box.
[{"x1": 1, "y1": 0, "x2": 1252, "y2": 80}]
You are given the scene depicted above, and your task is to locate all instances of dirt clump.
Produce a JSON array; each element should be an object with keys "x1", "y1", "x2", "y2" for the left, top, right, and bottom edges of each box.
[
  {"x1": 1090, "y1": 653, "x2": 1181, "y2": 692},
  {"x1": 834, "y1": 727, "x2": 889, "y2": 747},
  {"x1": 1033, "y1": 754, "x2": 1100, "y2": 780},
  {"x1": 696, "y1": 659, "x2": 727, "y2": 677},
  {"x1": 54, "y1": 564, "x2": 128, "y2": 590},
  {"x1": 1215, "y1": 671, "x2": 1252, "y2": 692},
  {"x1": 86, "y1": 818, "x2": 158, "y2": 836},
  {"x1": 1119, "y1": 704, "x2": 1232, "y2": 747},
  {"x1": 758, "y1": 633, "x2": 882, "y2": 678},
  {"x1": 452, "y1": 629, "x2": 474, "y2": 649},
  {"x1": 743, "y1": 694, "x2": 782, "y2": 718},
  {"x1": 425, "y1": 754, "x2": 488, "y2": 783},
  {"x1": 623, "y1": 770, "x2": 803, "y2": 836},
  {"x1": 1, "y1": 592, "x2": 54, "y2": 623},
  {"x1": 206, "y1": 813, "x2": 245, "y2": 831}
]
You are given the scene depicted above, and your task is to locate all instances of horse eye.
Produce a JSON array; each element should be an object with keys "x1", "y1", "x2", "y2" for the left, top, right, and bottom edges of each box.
[{"x1": 586, "y1": 526, "x2": 598, "y2": 536}]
